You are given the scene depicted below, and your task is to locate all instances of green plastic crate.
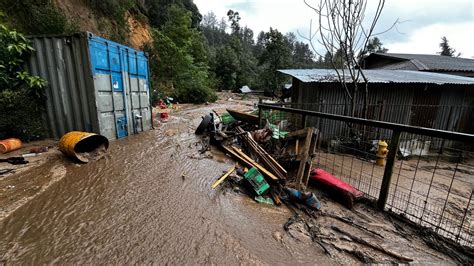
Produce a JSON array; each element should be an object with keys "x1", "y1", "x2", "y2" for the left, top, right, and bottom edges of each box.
[
  {"x1": 220, "y1": 113, "x2": 235, "y2": 125},
  {"x1": 244, "y1": 167, "x2": 270, "y2": 195}
]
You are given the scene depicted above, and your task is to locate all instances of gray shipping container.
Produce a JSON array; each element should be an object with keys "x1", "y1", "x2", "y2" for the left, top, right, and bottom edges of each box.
[{"x1": 26, "y1": 32, "x2": 152, "y2": 140}]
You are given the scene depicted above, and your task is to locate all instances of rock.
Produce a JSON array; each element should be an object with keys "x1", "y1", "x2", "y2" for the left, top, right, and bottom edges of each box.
[{"x1": 273, "y1": 231, "x2": 283, "y2": 242}]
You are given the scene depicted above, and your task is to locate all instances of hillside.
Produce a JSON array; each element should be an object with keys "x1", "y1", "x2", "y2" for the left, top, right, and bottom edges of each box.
[
  {"x1": 1, "y1": 0, "x2": 321, "y2": 108},
  {"x1": 1, "y1": 0, "x2": 153, "y2": 50}
]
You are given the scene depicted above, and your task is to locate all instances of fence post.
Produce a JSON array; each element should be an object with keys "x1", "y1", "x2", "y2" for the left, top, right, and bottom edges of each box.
[
  {"x1": 456, "y1": 190, "x2": 472, "y2": 242},
  {"x1": 258, "y1": 98, "x2": 263, "y2": 128},
  {"x1": 301, "y1": 114, "x2": 307, "y2": 129},
  {"x1": 377, "y1": 130, "x2": 401, "y2": 210}
]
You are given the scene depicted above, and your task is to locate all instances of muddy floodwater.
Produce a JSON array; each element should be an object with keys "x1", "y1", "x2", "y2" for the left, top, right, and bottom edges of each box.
[
  {"x1": 0, "y1": 99, "x2": 463, "y2": 264},
  {"x1": 0, "y1": 102, "x2": 336, "y2": 264}
]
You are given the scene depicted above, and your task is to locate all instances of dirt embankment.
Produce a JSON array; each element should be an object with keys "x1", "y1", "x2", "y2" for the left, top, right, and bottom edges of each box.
[
  {"x1": 126, "y1": 13, "x2": 153, "y2": 49},
  {"x1": 53, "y1": 0, "x2": 152, "y2": 49}
]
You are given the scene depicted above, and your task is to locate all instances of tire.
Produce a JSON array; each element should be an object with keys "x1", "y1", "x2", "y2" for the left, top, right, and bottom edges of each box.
[{"x1": 195, "y1": 114, "x2": 213, "y2": 135}]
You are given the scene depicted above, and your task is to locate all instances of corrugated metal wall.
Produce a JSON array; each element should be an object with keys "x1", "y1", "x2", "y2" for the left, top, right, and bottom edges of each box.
[
  {"x1": 26, "y1": 33, "x2": 99, "y2": 139},
  {"x1": 88, "y1": 34, "x2": 152, "y2": 140},
  {"x1": 26, "y1": 32, "x2": 152, "y2": 140},
  {"x1": 293, "y1": 81, "x2": 473, "y2": 148}
]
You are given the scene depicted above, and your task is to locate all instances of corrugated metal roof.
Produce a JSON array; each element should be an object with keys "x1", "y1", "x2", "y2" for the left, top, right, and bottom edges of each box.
[
  {"x1": 278, "y1": 69, "x2": 474, "y2": 85},
  {"x1": 369, "y1": 53, "x2": 474, "y2": 72}
]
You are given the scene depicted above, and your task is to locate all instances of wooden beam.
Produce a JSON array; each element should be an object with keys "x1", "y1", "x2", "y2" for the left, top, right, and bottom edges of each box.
[
  {"x1": 221, "y1": 146, "x2": 253, "y2": 167},
  {"x1": 296, "y1": 127, "x2": 314, "y2": 190},
  {"x1": 285, "y1": 128, "x2": 309, "y2": 139},
  {"x1": 243, "y1": 134, "x2": 286, "y2": 178},
  {"x1": 231, "y1": 146, "x2": 279, "y2": 181},
  {"x1": 302, "y1": 129, "x2": 318, "y2": 188},
  {"x1": 236, "y1": 127, "x2": 287, "y2": 179},
  {"x1": 211, "y1": 166, "x2": 236, "y2": 189}
]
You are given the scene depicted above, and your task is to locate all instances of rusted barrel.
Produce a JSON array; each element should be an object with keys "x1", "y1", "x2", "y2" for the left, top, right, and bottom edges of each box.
[
  {"x1": 0, "y1": 138, "x2": 22, "y2": 154},
  {"x1": 59, "y1": 131, "x2": 109, "y2": 163}
]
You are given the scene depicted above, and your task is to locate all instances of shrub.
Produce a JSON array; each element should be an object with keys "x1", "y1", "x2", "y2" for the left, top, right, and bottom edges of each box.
[
  {"x1": 0, "y1": 22, "x2": 47, "y2": 141},
  {"x1": 0, "y1": 1, "x2": 77, "y2": 35}
]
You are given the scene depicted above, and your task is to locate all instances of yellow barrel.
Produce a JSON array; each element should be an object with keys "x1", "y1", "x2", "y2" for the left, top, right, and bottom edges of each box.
[
  {"x1": 59, "y1": 131, "x2": 109, "y2": 163},
  {"x1": 0, "y1": 138, "x2": 22, "y2": 154}
]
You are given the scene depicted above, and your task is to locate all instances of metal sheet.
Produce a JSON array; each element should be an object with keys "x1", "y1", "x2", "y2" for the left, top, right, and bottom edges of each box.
[
  {"x1": 26, "y1": 32, "x2": 152, "y2": 140},
  {"x1": 26, "y1": 33, "x2": 99, "y2": 139},
  {"x1": 279, "y1": 69, "x2": 474, "y2": 84}
]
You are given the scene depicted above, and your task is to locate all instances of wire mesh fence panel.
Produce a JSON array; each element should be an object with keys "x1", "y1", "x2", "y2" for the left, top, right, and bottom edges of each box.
[{"x1": 259, "y1": 102, "x2": 474, "y2": 247}]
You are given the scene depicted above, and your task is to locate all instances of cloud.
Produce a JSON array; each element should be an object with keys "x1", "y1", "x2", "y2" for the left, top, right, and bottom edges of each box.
[
  {"x1": 386, "y1": 23, "x2": 474, "y2": 58},
  {"x1": 195, "y1": 0, "x2": 474, "y2": 57}
]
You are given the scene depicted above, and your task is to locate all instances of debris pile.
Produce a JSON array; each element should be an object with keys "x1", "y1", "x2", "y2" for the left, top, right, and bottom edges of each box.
[
  {"x1": 193, "y1": 107, "x2": 436, "y2": 263},
  {"x1": 195, "y1": 108, "x2": 366, "y2": 208}
]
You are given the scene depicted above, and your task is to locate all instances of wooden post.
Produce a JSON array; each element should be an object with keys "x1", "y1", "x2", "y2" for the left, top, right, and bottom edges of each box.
[
  {"x1": 258, "y1": 98, "x2": 263, "y2": 128},
  {"x1": 439, "y1": 105, "x2": 454, "y2": 155},
  {"x1": 296, "y1": 127, "x2": 313, "y2": 190},
  {"x1": 377, "y1": 130, "x2": 401, "y2": 210},
  {"x1": 301, "y1": 114, "x2": 307, "y2": 129},
  {"x1": 301, "y1": 129, "x2": 319, "y2": 188}
]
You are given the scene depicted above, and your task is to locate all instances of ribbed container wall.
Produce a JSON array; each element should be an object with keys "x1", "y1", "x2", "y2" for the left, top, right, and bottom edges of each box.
[
  {"x1": 25, "y1": 32, "x2": 152, "y2": 140},
  {"x1": 26, "y1": 33, "x2": 98, "y2": 139}
]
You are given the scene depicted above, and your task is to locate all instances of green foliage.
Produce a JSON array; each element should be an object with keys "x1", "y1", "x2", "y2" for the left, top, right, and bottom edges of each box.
[
  {"x1": 147, "y1": 5, "x2": 216, "y2": 104},
  {"x1": 145, "y1": 0, "x2": 202, "y2": 29},
  {"x1": 0, "y1": 0, "x2": 77, "y2": 35},
  {"x1": 90, "y1": 0, "x2": 134, "y2": 17},
  {"x1": 202, "y1": 11, "x2": 320, "y2": 93},
  {"x1": 438, "y1": 36, "x2": 459, "y2": 57},
  {"x1": 258, "y1": 28, "x2": 292, "y2": 92},
  {"x1": 0, "y1": 23, "x2": 47, "y2": 141},
  {"x1": 358, "y1": 37, "x2": 388, "y2": 59}
]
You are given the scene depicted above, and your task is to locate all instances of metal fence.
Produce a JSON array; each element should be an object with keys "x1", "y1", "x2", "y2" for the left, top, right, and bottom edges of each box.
[
  {"x1": 259, "y1": 103, "x2": 474, "y2": 247},
  {"x1": 276, "y1": 102, "x2": 474, "y2": 136}
]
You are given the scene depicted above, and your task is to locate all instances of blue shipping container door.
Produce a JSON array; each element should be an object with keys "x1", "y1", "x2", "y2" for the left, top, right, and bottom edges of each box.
[{"x1": 88, "y1": 34, "x2": 151, "y2": 140}]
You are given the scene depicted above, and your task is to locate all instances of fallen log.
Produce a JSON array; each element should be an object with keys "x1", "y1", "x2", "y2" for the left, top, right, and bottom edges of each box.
[
  {"x1": 331, "y1": 225, "x2": 413, "y2": 262},
  {"x1": 321, "y1": 211, "x2": 384, "y2": 239}
]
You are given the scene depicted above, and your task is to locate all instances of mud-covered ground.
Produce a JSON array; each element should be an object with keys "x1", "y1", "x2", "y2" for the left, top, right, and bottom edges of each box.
[
  {"x1": 0, "y1": 93, "x2": 466, "y2": 264},
  {"x1": 315, "y1": 141, "x2": 474, "y2": 246}
]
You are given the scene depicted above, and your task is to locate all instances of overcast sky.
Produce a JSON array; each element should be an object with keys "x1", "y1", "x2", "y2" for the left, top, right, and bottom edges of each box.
[{"x1": 195, "y1": 0, "x2": 474, "y2": 58}]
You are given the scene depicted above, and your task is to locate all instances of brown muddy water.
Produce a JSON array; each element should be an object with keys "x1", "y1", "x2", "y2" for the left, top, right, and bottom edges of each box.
[{"x1": 0, "y1": 103, "x2": 334, "y2": 264}]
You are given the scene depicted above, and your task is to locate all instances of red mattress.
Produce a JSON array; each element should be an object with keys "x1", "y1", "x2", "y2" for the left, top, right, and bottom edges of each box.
[{"x1": 310, "y1": 168, "x2": 364, "y2": 208}]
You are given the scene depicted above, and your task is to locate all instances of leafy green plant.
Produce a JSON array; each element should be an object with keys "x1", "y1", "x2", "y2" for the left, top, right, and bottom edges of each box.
[
  {"x1": 147, "y1": 5, "x2": 216, "y2": 104},
  {"x1": 0, "y1": 1, "x2": 77, "y2": 35},
  {"x1": 0, "y1": 22, "x2": 47, "y2": 140}
]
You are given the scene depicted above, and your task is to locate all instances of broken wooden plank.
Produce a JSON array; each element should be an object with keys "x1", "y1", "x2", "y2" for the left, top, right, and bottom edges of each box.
[
  {"x1": 295, "y1": 138, "x2": 299, "y2": 155},
  {"x1": 231, "y1": 146, "x2": 279, "y2": 181},
  {"x1": 211, "y1": 166, "x2": 236, "y2": 189},
  {"x1": 285, "y1": 128, "x2": 310, "y2": 139},
  {"x1": 296, "y1": 128, "x2": 313, "y2": 190},
  {"x1": 236, "y1": 127, "x2": 287, "y2": 179},
  {"x1": 301, "y1": 129, "x2": 318, "y2": 188},
  {"x1": 244, "y1": 135, "x2": 286, "y2": 179},
  {"x1": 221, "y1": 146, "x2": 253, "y2": 167},
  {"x1": 253, "y1": 134, "x2": 287, "y2": 175}
]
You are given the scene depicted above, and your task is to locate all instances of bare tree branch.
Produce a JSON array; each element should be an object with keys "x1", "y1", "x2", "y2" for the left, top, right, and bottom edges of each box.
[{"x1": 303, "y1": 0, "x2": 398, "y2": 117}]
